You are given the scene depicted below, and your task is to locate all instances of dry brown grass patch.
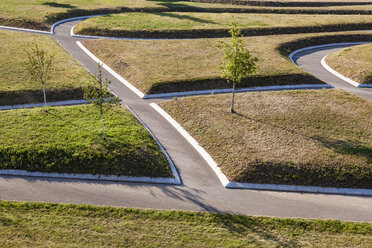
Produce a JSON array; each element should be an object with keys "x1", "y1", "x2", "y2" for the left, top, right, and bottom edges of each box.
[
  {"x1": 326, "y1": 43, "x2": 372, "y2": 84},
  {"x1": 159, "y1": 89, "x2": 372, "y2": 188}
]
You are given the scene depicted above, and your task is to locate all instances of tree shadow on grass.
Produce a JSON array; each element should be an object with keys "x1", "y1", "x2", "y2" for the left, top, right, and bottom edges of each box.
[
  {"x1": 312, "y1": 136, "x2": 372, "y2": 164},
  {"x1": 234, "y1": 112, "x2": 371, "y2": 162},
  {"x1": 150, "y1": 12, "x2": 215, "y2": 24},
  {"x1": 42, "y1": 2, "x2": 76, "y2": 9},
  {"x1": 148, "y1": 0, "x2": 198, "y2": 9},
  {"x1": 207, "y1": 213, "x2": 301, "y2": 247}
]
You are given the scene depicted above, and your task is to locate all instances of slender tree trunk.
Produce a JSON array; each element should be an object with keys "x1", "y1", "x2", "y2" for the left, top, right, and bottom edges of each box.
[
  {"x1": 231, "y1": 81, "x2": 236, "y2": 113},
  {"x1": 101, "y1": 113, "x2": 106, "y2": 140},
  {"x1": 42, "y1": 82, "x2": 47, "y2": 112}
]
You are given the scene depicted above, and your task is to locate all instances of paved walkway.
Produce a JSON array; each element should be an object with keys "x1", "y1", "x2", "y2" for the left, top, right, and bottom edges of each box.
[
  {"x1": 0, "y1": 20, "x2": 371, "y2": 222},
  {"x1": 292, "y1": 44, "x2": 372, "y2": 101}
]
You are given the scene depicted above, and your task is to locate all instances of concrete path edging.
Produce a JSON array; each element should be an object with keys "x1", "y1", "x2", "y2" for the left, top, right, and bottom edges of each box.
[
  {"x1": 289, "y1": 42, "x2": 370, "y2": 66},
  {"x1": 143, "y1": 84, "x2": 332, "y2": 99},
  {"x1": 226, "y1": 182, "x2": 372, "y2": 196},
  {"x1": 321, "y1": 56, "x2": 372, "y2": 88},
  {"x1": 76, "y1": 41, "x2": 145, "y2": 98},
  {"x1": 150, "y1": 103, "x2": 230, "y2": 187},
  {"x1": 0, "y1": 169, "x2": 180, "y2": 184},
  {"x1": 151, "y1": 103, "x2": 372, "y2": 196},
  {"x1": 0, "y1": 99, "x2": 91, "y2": 110},
  {"x1": 0, "y1": 25, "x2": 51, "y2": 35},
  {"x1": 125, "y1": 104, "x2": 182, "y2": 185}
]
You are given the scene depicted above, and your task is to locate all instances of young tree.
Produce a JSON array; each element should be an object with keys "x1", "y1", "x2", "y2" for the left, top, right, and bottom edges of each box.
[
  {"x1": 218, "y1": 22, "x2": 258, "y2": 113},
  {"x1": 25, "y1": 42, "x2": 54, "y2": 112},
  {"x1": 84, "y1": 64, "x2": 119, "y2": 140}
]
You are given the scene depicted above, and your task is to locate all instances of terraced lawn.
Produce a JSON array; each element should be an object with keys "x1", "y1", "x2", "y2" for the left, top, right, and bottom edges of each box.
[
  {"x1": 1, "y1": 0, "x2": 372, "y2": 30},
  {"x1": 326, "y1": 43, "x2": 372, "y2": 84},
  {"x1": 1, "y1": 201, "x2": 372, "y2": 247},
  {"x1": 0, "y1": 29, "x2": 91, "y2": 105},
  {"x1": 74, "y1": 12, "x2": 372, "y2": 36},
  {"x1": 159, "y1": 89, "x2": 372, "y2": 188},
  {"x1": 0, "y1": 105, "x2": 172, "y2": 178},
  {"x1": 81, "y1": 31, "x2": 372, "y2": 95}
]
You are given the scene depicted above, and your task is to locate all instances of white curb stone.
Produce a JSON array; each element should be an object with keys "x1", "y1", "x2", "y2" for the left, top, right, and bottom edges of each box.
[
  {"x1": 76, "y1": 41, "x2": 145, "y2": 98},
  {"x1": 151, "y1": 103, "x2": 372, "y2": 195},
  {"x1": 0, "y1": 99, "x2": 90, "y2": 110},
  {"x1": 321, "y1": 56, "x2": 372, "y2": 88}
]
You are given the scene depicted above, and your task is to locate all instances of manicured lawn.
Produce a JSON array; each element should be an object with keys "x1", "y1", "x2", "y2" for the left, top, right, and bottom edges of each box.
[
  {"x1": 0, "y1": 105, "x2": 172, "y2": 178},
  {"x1": 0, "y1": 30, "x2": 91, "y2": 105},
  {"x1": 74, "y1": 12, "x2": 372, "y2": 32},
  {"x1": 1, "y1": 201, "x2": 372, "y2": 247},
  {"x1": 82, "y1": 32, "x2": 370, "y2": 95},
  {"x1": 326, "y1": 43, "x2": 372, "y2": 84},
  {"x1": 159, "y1": 89, "x2": 372, "y2": 188},
  {"x1": 1, "y1": 0, "x2": 372, "y2": 30}
]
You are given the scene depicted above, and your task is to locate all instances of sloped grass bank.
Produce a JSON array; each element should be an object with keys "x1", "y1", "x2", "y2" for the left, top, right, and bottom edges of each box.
[
  {"x1": 159, "y1": 90, "x2": 372, "y2": 188},
  {"x1": 190, "y1": 0, "x2": 372, "y2": 7},
  {"x1": 1, "y1": 201, "x2": 372, "y2": 247},
  {"x1": 326, "y1": 43, "x2": 372, "y2": 84},
  {"x1": 74, "y1": 12, "x2": 372, "y2": 38},
  {"x1": 82, "y1": 32, "x2": 338, "y2": 95},
  {"x1": 0, "y1": 30, "x2": 91, "y2": 105},
  {"x1": 0, "y1": 105, "x2": 172, "y2": 178},
  {"x1": 2, "y1": 0, "x2": 372, "y2": 31}
]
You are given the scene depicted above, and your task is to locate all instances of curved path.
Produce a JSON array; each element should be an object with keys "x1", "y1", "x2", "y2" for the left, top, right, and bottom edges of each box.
[
  {"x1": 292, "y1": 44, "x2": 372, "y2": 101},
  {"x1": 0, "y1": 20, "x2": 372, "y2": 222}
]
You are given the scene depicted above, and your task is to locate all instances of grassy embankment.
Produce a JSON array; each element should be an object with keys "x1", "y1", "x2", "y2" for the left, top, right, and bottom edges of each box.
[
  {"x1": 74, "y1": 12, "x2": 372, "y2": 38},
  {"x1": 326, "y1": 43, "x2": 372, "y2": 84},
  {"x1": 0, "y1": 30, "x2": 91, "y2": 105},
  {"x1": 81, "y1": 31, "x2": 372, "y2": 95},
  {"x1": 1, "y1": 0, "x2": 372, "y2": 30},
  {"x1": 159, "y1": 89, "x2": 372, "y2": 188},
  {"x1": 1, "y1": 201, "x2": 372, "y2": 247},
  {"x1": 0, "y1": 105, "x2": 172, "y2": 177}
]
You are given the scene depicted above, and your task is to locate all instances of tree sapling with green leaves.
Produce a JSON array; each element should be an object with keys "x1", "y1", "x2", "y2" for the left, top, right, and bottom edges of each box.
[
  {"x1": 25, "y1": 42, "x2": 54, "y2": 112},
  {"x1": 218, "y1": 22, "x2": 258, "y2": 113},
  {"x1": 84, "y1": 64, "x2": 119, "y2": 140}
]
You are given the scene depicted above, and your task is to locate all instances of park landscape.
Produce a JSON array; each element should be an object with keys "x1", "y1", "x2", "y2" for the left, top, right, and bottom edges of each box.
[{"x1": 0, "y1": 0, "x2": 372, "y2": 246}]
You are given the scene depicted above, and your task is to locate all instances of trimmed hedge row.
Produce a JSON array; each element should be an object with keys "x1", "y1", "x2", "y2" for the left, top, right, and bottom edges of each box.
[
  {"x1": 0, "y1": 88, "x2": 85, "y2": 106},
  {"x1": 2, "y1": 6, "x2": 372, "y2": 31},
  {"x1": 278, "y1": 33, "x2": 372, "y2": 56},
  {"x1": 45, "y1": 7, "x2": 372, "y2": 25},
  {"x1": 189, "y1": 0, "x2": 372, "y2": 8},
  {"x1": 145, "y1": 74, "x2": 324, "y2": 94},
  {"x1": 231, "y1": 160, "x2": 372, "y2": 189},
  {"x1": 0, "y1": 145, "x2": 173, "y2": 178},
  {"x1": 0, "y1": 17, "x2": 49, "y2": 31},
  {"x1": 75, "y1": 23, "x2": 372, "y2": 39}
]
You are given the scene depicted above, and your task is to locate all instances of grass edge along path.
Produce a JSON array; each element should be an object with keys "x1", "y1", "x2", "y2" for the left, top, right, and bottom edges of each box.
[
  {"x1": 81, "y1": 32, "x2": 372, "y2": 95},
  {"x1": 325, "y1": 43, "x2": 372, "y2": 84},
  {"x1": 1, "y1": 201, "x2": 372, "y2": 247},
  {"x1": 0, "y1": 105, "x2": 173, "y2": 178},
  {"x1": 159, "y1": 89, "x2": 372, "y2": 189},
  {"x1": 2, "y1": 0, "x2": 372, "y2": 31},
  {"x1": 73, "y1": 12, "x2": 372, "y2": 39}
]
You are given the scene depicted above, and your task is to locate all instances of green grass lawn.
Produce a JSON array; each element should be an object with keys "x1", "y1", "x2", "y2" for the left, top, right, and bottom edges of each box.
[
  {"x1": 74, "y1": 12, "x2": 372, "y2": 33},
  {"x1": 1, "y1": 201, "x2": 372, "y2": 247},
  {"x1": 82, "y1": 31, "x2": 372, "y2": 95},
  {"x1": 159, "y1": 89, "x2": 372, "y2": 188},
  {"x1": 0, "y1": 29, "x2": 91, "y2": 105},
  {"x1": 326, "y1": 43, "x2": 372, "y2": 84},
  {"x1": 0, "y1": 104, "x2": 172, "y2": 178},
  {"x1": 1, "y1": 0, "x2": 372, "y2": 30}
]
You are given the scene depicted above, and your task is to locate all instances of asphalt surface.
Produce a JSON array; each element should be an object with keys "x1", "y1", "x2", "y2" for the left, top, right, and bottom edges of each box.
[
  {"x1": 293, "y1": 44, "x2": 372, "y2": 101},
  {"x1": 0, "y1": 21, "x2": 371, "y2": 222}
]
